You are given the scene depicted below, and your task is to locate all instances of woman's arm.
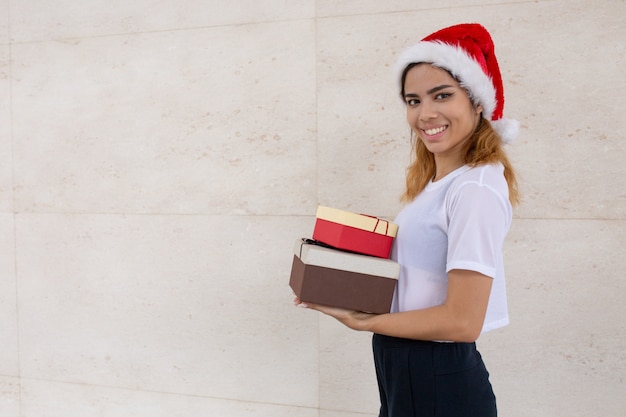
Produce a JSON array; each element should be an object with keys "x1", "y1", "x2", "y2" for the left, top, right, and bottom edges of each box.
[{"x1": 295, "y1": 269, "x2": 492, "y2": 343}]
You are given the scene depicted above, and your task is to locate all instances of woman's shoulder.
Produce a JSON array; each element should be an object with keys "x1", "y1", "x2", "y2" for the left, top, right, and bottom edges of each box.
[
  {"x1": 449, "y1": 163, "x2": 508, "y2": 196},
  {"x1": 446, "y1": 163, "x2": 512, "y2": 215},
  {"x1": 455, "y1": 163, "x2": 505, "y2": 185}
]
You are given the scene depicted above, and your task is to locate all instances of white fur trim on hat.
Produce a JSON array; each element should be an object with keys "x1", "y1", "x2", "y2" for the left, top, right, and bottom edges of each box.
[
  {"x1": 491, "y1": 117, "x2": 519, "y2": 144},
  {"x1": 393, "y1": 41, "x2": 497, "y2": 120}
]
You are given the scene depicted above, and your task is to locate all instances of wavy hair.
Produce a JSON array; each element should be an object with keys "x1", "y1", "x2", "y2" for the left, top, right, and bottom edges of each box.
[{"x1": 401, "y1": 118, "x2": 520, "y2": 206}]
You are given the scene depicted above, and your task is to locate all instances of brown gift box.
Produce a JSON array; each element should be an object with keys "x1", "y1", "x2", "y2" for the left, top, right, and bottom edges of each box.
[{"x1": 289, "y1": 239, "x2": 399, "y2": 314}]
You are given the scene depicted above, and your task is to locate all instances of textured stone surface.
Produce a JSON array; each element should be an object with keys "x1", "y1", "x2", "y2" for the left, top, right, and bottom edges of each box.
[{"x1": 2, "y1": 0, "x2": 624, "y2": 415}]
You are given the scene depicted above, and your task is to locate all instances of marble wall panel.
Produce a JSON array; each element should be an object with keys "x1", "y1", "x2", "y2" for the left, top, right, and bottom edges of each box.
[
  {"x1": 0, "y1": 376, "x2": 20, "y2": 417},
  {"x1": 316, "y1": 13, "x2": 414, "y2": 218},
  {"x1": 0, "y1": 1, "x2": 7, "y2": 45},
  {"x1": 0, "y1": 214, "x2": 18, "y2": 376},
  {"x1": 0, "y1": 45, "x2": 11, "y2": 213},
  {"x1": 317, "y1": 1, "x2": 626, "y2": 220},
  {"x1": 315, "y1": 5, "x2": 527, "y2": 217},
  {"x1": 317, "y1": 0, "x2": 524, "y2": 17},
  {"x1": 479, "y1": 218, "x2": 626, "y2": 417},
  {"x1": 6, "y1": 0, "x2": 625, "y2": 415},
  {"x1": 20, "y1": 378, "x2": 318, "y2": 417},
  {"x1": 499, "y1": 1, "x2": 626, "y2": 220},
  {"x1": 319, "y1": 317, "x2": 379, "y2": 414},
  {"x1": 16, "y1": 213, "x2": 319, "y2": 407},
  {"x1": 11, "y1": 21, "x2": 316, "y2": 215},
  {"x1": 10, "y1": 0, "x2": 315, "y2": 42}
]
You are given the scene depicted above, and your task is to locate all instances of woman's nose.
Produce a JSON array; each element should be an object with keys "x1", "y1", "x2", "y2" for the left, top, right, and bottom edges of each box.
[{"x1": 418, "y1": 101, "x2": 437, "y2": 121}]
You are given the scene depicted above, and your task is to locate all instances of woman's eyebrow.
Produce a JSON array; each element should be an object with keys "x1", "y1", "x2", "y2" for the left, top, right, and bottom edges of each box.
[
  {"x1": 427, "y1": 84, "x2": 454, "y2": 95},
  {"x1": 404, "y1": 84, "x2": 455, "y2": 99}
]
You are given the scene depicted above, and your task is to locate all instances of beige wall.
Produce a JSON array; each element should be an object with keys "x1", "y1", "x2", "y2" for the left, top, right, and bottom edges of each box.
[{"x1": 1, "y1": 1, "x2": 624, "y2": 416}]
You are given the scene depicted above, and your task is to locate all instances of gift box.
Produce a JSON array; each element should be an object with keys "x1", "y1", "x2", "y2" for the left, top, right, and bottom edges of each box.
[
  {"x1": 312, "y1": 206, "x2": 399, "y2": 259},
  {"x1": 290, "y1": 239, "x2": 399, "y2": 314}
]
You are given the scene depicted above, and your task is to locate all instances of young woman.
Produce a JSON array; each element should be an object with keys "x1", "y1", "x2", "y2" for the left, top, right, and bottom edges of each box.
[{"x1": 296, "y1": 23, "x2": 519, "y2": 416}]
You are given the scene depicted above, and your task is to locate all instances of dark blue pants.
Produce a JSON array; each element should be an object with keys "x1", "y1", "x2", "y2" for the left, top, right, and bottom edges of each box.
[{"x1": 373, "y1": 333, "x2": 497, "y2": 417}]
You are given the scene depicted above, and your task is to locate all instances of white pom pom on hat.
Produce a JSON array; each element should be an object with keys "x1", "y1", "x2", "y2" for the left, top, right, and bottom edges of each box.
[{"x1": 394, "y1": 23, "x2": 518, "y2": 144}]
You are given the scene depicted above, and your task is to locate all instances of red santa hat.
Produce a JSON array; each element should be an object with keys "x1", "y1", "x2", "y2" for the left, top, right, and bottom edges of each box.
[{"x1": 394, "y1": 23, "x2": 518, "y2": 143}]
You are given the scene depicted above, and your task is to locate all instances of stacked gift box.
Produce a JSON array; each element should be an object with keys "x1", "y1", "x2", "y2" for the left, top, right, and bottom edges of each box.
[{"x1": 289, "y1": 206, "x2": 400, "y2": 314}]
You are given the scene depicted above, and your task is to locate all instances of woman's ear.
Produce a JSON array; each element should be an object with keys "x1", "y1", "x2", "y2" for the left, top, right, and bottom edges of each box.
[{"x1": 475, "y1": 103, "x2": 484, "y2": 115}]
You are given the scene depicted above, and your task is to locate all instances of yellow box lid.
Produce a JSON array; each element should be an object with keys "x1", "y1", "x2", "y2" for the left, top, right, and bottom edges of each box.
[{"x1": 316, "y1": 206, "x2": 398, "y2": 237}]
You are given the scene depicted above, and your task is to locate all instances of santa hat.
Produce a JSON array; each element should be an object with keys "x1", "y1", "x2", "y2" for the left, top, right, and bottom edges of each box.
[{"x1": 394, "y1": 23, "x2": 518, "y2": 143}]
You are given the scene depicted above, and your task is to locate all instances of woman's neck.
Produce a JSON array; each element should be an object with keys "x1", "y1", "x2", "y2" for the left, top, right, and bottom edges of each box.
[{"x1": 433, "y1": 157, "x2": 465, "y2": 182}]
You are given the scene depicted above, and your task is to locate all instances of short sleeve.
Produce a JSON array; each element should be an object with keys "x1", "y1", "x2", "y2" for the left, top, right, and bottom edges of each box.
[{"x1": 445, "y1": 180, "x2": 512, "y2": 278}]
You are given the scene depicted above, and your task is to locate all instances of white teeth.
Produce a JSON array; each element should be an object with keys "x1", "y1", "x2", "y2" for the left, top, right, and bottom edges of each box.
[{"x1": 424, "y1": 126, "x2": 446, "y2": 135}]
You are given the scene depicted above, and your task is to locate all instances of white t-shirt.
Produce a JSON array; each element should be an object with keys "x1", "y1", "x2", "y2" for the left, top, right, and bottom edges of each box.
[{"x1": 390, "y1": 163, "x2": 512, "y2": 334}]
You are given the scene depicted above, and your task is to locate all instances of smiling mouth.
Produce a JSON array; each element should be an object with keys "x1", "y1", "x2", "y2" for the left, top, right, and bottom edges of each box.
[{"x1": 423, "y1": 126, "x2": 448, "y2": 135}]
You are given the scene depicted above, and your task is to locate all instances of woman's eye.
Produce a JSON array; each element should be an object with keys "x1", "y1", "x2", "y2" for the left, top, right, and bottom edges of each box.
[
  {"x1": 435, "y1": 92, "x2": 452, "y2": 100},
  {"x1": 406, "y1": 98, "x2": 420, "y2": 106}
]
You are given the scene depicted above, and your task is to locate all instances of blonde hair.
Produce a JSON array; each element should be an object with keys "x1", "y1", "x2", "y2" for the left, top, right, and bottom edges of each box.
[{"x1": 401, "y1": 118, "x2": 520, "y2": 206}]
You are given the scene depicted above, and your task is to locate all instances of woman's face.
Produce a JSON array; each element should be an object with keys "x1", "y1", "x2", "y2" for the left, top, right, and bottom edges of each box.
[{"x1": 403, "y1": 64, "x2": 483, "y2": 161}]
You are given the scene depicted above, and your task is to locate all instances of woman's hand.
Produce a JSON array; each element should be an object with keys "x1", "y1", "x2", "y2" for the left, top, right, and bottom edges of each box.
[{"x1": 294, "y1": 297, "x2": 378, "y2": 332}]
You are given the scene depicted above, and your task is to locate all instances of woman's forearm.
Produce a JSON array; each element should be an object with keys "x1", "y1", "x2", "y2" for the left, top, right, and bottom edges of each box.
[{"x1": 365, "y1": 304, "x2": 480, "y2": 343}]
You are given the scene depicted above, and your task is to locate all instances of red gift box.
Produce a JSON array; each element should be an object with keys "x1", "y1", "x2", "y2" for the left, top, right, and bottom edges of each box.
[{"x1": 312, "y1": 206, "x2": 398, "y2": 259}]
